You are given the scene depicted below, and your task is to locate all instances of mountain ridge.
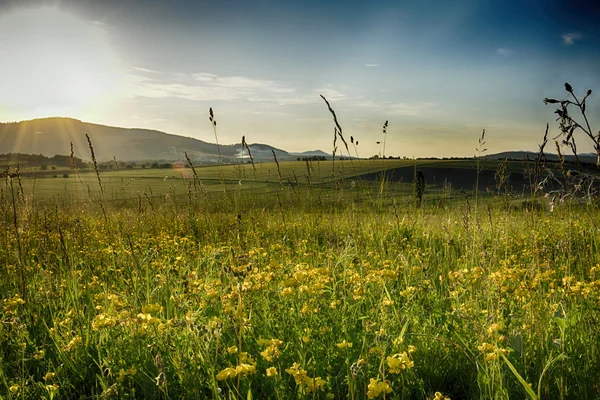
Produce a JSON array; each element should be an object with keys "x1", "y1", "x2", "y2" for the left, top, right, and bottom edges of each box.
[{"x1": 0, "y1": 117, "x2": 305, "y2": 162}]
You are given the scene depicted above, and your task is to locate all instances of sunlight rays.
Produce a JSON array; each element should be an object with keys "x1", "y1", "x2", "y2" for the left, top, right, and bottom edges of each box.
[{"x1": 0, "y1": 6, "x2": 125, "y2": 121}]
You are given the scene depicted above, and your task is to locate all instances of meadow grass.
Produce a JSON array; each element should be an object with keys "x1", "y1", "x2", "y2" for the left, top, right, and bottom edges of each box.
[{"x1": 1, "y1": 158, "x2": 600, "y2": 400}]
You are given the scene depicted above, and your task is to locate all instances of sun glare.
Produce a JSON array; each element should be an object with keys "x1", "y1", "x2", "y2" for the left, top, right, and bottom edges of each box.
[{"x1": 0, "y1": 7, "x2": 124, "y2": 120}]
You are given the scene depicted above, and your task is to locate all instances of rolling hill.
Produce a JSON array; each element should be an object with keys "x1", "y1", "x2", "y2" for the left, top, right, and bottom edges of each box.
[
  {"x1": 485, "y1": 151, "x2": 598, "y2": 165},
  {"x1": 0, "y1": 117, "x2": 301, "y2": 163}
]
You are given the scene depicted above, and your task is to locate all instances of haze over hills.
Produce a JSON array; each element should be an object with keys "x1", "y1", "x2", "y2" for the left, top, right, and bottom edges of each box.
[
  {"x1": 1, "y1": 117, "x2": 598, "y2": 165},
  {"x1": 0, "y1": 117, "x2": 300, "y2": 163}
]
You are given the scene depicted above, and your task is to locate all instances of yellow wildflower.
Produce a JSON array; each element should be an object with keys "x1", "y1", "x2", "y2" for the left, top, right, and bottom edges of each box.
[
  {"x1": 266, "y1": 367, "x2": 278, "y2": 377},
  {"x1": 45, "y1": 384, "x2": 59, "y2": 393},
  {"x1": 44, "y1": 372, "x2": 56, "y2": 381},
  {"x1": 235, "y1": 363, "x2": 257, "y2": 376},
  {"x1": 216, "y1": 367, "x2": 237, "y2": 381},
  {"x1": 386, "y1": 352, "x2": 414, "y2": 373},
  {"x1": 141, "y1": 304, "x2": 163, "y2": 314},
  {"x1": 305, "y1": 376, "x2": 326, "y2": 392},
  {"x1": 367, "y1": 378, "x2": 392, "y2": 398},
  {"x1": 34, "y1": 349, "x2": 45, "y2": 360}
]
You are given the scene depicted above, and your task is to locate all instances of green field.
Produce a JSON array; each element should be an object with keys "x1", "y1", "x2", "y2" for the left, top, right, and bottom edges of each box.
[{"x1": 1, "y1": 159, "x2": 600, "y2": 399}]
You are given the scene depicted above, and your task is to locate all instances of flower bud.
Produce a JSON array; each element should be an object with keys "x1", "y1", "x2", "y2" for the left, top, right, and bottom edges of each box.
[{"x1": 564, "y1": 83, "x2": 573, "y2": 92}]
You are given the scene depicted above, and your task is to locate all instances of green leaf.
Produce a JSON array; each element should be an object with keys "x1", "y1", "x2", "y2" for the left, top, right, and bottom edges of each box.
[
  {"x1": 554, "y1": 317, "x2": 566, "y2": 330},
  {"x1": 501, "y1": 353, "x2": 537, "y2": 400}
]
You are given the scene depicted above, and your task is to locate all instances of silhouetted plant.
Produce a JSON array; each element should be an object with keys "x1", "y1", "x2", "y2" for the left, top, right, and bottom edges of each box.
[
  {"x1": 494, "y1": 157, "x2": 509, "y2": 198},
  {"x1": 474, "y1": 129, "x2": 487, "y2": 205},
  {"x1": 541, "y1": 84, "x2": 600, "y2": 209},
  {"x1": 413, "y1": 168, "x2": 425, "y2": 208},
  {"x1": 544, "y1": 83, "x2": 599, "y2": 167}
]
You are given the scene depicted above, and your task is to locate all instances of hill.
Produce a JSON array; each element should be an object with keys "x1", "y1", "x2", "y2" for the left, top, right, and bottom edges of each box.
[
  {"x1": 0, "y1": 117, "x2": 308, "y2": 163},
  {"x1": 485, "y1": 151, "x2": 598, "y2": 165}
]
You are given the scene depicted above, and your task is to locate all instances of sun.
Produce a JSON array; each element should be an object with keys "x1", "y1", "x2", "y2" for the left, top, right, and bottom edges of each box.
[{"x1": 0, "y1": 7, "x2": 124, "y2": 120}]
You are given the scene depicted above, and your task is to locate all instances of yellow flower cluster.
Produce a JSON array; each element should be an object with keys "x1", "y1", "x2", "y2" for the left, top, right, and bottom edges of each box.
[
  {"x1": 216, "y1": 363, "x2": 257, "y2": 381},
  {"x1": 63, "y1": 335, "x2": 82, "y2": 352},
  {"x1": 258, "y1": 338, "x2": 284, "y2": 362},
  {"x1": 285, "y1": 363, "x2": 326, "y2": 392},
  {"x1": 44, "y1": 372, "x2": 56, "y2": 381},
  {"x1": 141, "y1": 303, "x2": 163, "y2": 314},
  {"x1": 92, "y1": 313, "x2": 117, "y2": 330},
  {"x1": 117, "y1": 367, "x2": 137, "y2": 382},
  {"x1": 336, "y1": 339, "x2": 353, "y2": 349},
  {"x1": 367, "y1": 378, "x2": 392, "y2": 398},
  {"x1": 137, "y1": 313, "x2": 161, "y2": 325},
  {"x1": 386, "y1": 351, "x2": 414, "y2": 374},
  {"x1": 477, "y1": 342, "x2": 509, "y2": 362}
]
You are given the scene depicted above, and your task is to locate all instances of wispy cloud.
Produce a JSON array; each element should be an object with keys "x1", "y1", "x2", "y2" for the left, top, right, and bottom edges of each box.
[
  {"x1": 562, "y1": 32, "x2": 582, "y2": 45},
  {"x1": 389, "y1": 102, "x2": 435, "y2": 116},
  {"x1": 89, "y1": 20, "x2": 111, "y2": 31},
  {"x1": 315, "y1": 85, "x2": 347, "y2": 102},
  {"x1": 496, "y1": 47, "x2": 513, "y2": 56},
  {"x1": 130, "y1": 72, "x2": 301, "y2": 103},
  {"x1": 355, "y1": 100, "x2": 434, "y2": 116},
  {"x1": 131, "y1": 66, "x2": 161, "y2": 74},
  {"x1": 252, "y1": 111, "x2": 292, "y2": 116},
  {"x1": 364, "y1": 64, "x2": 380, "y2": 67},
  {"x1": 129, "y1": 71, "x2": 351, "y2": 107}
]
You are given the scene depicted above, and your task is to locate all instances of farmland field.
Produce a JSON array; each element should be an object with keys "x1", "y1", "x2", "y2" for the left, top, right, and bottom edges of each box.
[{"x1": 1, "y1": 159, "x2": 600, "y2": 399}]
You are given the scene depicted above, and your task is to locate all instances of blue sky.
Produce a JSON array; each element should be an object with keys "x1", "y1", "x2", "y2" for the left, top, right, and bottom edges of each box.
[{"x1": 0, "y1": 0, "x2": 599, "y2": 157}]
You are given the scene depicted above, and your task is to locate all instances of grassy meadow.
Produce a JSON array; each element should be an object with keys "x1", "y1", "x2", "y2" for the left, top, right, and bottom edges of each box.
[{"x1": 1, "y1": 156, "x2": 600, "y2": 399}]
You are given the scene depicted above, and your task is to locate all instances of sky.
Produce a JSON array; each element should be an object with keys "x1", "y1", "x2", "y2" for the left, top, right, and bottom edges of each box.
[{"x1": 0, "y1": 0, "x2": 599, "y2": 158}]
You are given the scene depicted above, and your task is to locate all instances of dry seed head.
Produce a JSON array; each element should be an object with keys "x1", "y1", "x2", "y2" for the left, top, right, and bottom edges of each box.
[
  {"x1": 544, "y1": 98, "x2": 559, "y2": 104},
  {"x1": 564, "y1": 82, "x2": 573, "y2": 93}
]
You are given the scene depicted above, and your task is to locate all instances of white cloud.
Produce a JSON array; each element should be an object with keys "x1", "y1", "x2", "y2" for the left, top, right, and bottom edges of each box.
[
  {"x1": 562, "y1": 32, "x2": 582, "y2": 45},
  {"x1": 191, "y1": 72, "x2": 218, "y2": 81},
  {"x1": 130, "y1": 66, "x2": 161, "y2": 74},
  {"x1": 355, "y1": 100, "x2": 434, "y2": 116},
  {"x1": 89, "y1": 20, "x2": 111, "y2": 31},
  {"x1": 389, "y1": 102, "x2": 435, "y2": 116},
  {"x1": 355, "y1": 100, "x2": 380, "y2": 108},
  {"x1": 129, "y1": 72, "x2": 301, "y2": 103},
  {"x1": 365, "y1": 64, "x2": 380, "y2": 67},
  {"x1": 496, "y1": 47, "x2": 513, "y2": 56},
  {"x1": 252, "y1": 111, "x2": 292, "y2": 116},
  {"x1": 129, "y1": 71, "x2": 352, "y2": 108},
  {"x1": 315, "y1": 87, "x2": 347, "y2": 102}
]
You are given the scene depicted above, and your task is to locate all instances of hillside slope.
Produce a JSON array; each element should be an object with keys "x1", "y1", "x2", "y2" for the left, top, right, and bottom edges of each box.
[{"x1": 0, "y1": 117, "x2": 291, "y2": 162}]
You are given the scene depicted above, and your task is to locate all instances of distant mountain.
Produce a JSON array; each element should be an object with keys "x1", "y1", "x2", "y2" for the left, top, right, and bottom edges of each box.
[
  {"x1": 290, "y1": 150, "x2": 331, "y2": 157},
  {"x1": 485, "y1": 151, "x2": 598, "y2": 165},
  {"x1": 0, "y1": 117, "x2": 323, "y2": 162}
]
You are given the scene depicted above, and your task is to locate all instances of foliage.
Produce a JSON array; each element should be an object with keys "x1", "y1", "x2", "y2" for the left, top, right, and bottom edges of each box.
[{"x1": 1, "y1": 157, "x2": 599, "y2": 399}]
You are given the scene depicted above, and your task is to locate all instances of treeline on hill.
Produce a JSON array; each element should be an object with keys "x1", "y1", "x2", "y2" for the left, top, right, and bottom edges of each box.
[
  {"x1": 0, "y1": 153, "x2": 87, "y2": 169},
  {"x1": 0, "y1": 153, "x2": 180, "y2": 171}
]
